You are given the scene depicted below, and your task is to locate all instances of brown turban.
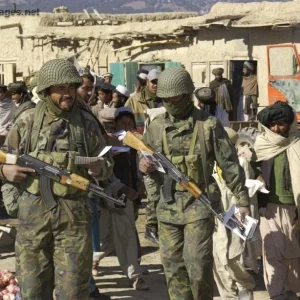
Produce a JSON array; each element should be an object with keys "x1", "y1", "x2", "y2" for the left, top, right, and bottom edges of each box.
[{"x1": 212, "y1": 68, "x2": 224, "y2": 76}]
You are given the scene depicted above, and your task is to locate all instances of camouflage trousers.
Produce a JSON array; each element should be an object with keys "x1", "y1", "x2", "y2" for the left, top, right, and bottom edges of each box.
[
  {"x1": 159, "y1": 218, "x2": 214, "y2": 300},
  {"x1": 145, "y1": 198, "x2": 158, "y2": 229},
  {"x1": 15, "y1": 192, "x2": 93, "y2": 300},
  {"x1": 144, "y1": 174, "x2": 159, "y2": 229}
]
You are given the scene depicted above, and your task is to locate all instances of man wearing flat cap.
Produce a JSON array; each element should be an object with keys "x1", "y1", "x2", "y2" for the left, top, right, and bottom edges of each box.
[
  {"x1": 254, "y1": 101, "x2": 300, "y2": 300},
  {"x1": 237, "y1": 62, "x2": 259, "y2": 121},
  {"x1": 103, "y1": 72, "x2": 113, "y2": 84},
  {"x1": 209, "y1": 68, "x2": 234, "y2": 121}
]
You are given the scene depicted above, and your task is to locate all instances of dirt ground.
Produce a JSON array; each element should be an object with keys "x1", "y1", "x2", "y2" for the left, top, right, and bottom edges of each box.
[{"x1": 0, "y1": 212, "x2": 298, "y2": 300}]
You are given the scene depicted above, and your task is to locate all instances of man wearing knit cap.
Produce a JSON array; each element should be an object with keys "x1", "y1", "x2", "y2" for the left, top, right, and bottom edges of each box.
[
  {"x1": 0, "y1": 59, "x2": 113, "y2": 300},
  {"x1": 209, "y1": 67, "x2": 234, "y2": 122},
  {"x1": 237, "y1": 61, "x2": 259, "y2": 121},
  {"x1": 139, "y1": 66, "x2": 250, "y2": 300},
  {"x1": 254, "y1": 101, "x2": 300, "y2": 300}
]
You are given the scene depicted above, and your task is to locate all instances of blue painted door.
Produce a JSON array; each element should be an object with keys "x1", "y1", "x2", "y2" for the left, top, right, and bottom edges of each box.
[
  {"x1": 110, "y1": 63, "x2": 125, "y2": 86},
  {"x1": 165, "y1": 62, "x2": 181, "y2": 68},
  {"x1": 125, "y1": 62, "x2": 138, "y2": 93}
]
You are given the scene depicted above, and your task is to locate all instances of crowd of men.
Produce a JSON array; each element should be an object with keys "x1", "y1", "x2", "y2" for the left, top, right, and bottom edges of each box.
[{"x1": 0, "y1": 59, "x2": 299, "y2": 300}]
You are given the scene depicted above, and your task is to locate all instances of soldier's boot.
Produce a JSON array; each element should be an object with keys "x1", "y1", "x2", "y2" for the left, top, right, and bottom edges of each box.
[
  {"x1": 144, "y1": 226, "x2": 159, "y2": 245},
  {"x1": 89, "y1": 287, "x2": 111, "y2": 300}
]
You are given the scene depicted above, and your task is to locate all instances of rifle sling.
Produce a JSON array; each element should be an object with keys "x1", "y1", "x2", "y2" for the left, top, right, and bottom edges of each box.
[{"x1": 197, "y1": 120, "x2": 210, "y2": 199}]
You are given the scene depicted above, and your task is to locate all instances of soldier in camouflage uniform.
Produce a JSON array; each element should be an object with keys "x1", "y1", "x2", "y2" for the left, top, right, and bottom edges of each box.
[
  {"x1": 139, "y1": 67, "x2": 250, "y2": 300},
  {"x1": 0, "y1": 59, "x2": 113, "y2": 300}
]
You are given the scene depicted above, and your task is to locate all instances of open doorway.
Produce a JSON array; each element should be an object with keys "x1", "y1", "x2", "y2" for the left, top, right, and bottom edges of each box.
[{"x1": 229, "y1": 60, "x2": 257, "y2": 120}]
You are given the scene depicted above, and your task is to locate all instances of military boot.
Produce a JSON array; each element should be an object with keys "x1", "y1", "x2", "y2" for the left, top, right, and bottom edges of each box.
[{"x1": 144, "y1": 226, "x2": 159, "y2": 245}]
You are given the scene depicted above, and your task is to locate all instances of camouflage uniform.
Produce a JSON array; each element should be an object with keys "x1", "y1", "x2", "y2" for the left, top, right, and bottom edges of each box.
[
  {"x1": 1, "y1": 59, "x2": 113, "y2": 300},
  {"x1": 143, "y1": 67, "x2": 249, "y2": 300}
]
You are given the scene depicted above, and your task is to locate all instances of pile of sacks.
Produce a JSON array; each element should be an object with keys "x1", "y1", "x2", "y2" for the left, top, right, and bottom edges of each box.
[{"x1": 0, "y1": 270, "x2": 20, "y2": 300}]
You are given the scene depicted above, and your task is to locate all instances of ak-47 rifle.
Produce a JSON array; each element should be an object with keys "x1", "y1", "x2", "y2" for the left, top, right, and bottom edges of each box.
[
  {"x1": 0, "y1": 150, "x2": 126, "y2": 210},
  {"x1": 122, "y1": 132, "x2": 245, "y2": 235}
]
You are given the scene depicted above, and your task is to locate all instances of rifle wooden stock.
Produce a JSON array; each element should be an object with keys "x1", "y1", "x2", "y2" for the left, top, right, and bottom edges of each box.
[
  {"x1": 60, "y1": 174, "x2": 89, "y2": 191},
  {"x1": 0, "y1": 150, "x2": 18, "y2": 165},
  {"x1": 123, "y1": 132, "x2": 153, "y2": 154},
  {"x1": 180, "y1": 181, "x2": 202, "y2": 198}
]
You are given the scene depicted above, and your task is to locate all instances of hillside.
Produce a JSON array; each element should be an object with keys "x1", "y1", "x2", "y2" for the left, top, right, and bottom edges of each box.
[{"x1": 0, "y1": 0, "x2": 290, "y2": 14}]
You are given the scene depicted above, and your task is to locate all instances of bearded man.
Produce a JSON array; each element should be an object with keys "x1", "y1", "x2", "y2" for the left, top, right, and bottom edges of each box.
[
  {"x1": 254, "y1": 101, "x2": 300, "y2": 300},
  {"x1": 209, "y1": 68, "x2": 234, "y2": 122}
]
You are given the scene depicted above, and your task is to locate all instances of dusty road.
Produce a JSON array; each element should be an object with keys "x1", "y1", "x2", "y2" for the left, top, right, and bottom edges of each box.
[{"x1": 0, "y1": 213, "x2": 296, "y2": 300}]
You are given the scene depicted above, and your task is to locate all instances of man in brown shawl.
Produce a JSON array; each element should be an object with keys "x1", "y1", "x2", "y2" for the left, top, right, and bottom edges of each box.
[
  {"x1": 238, "y1": 62, "x2": 259, "y2": 121},
  {"x1": 209, "y1": 68, "x2": 234, "y2": 121}
]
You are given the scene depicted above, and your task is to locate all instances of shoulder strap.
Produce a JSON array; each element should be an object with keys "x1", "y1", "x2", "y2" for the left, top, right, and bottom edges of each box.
[
  {"x1": 30, "y1": 101, "x2": 47, "y2": 153},
  {"x1": 162, "y1": 129, "x2": 170, "y2": 155},
  {"x1": 188, "y1": 124, "x2": 199, "y2": 156},
  {"x1": 197, "y1": 120, "x2": 210, "y2": 197}
]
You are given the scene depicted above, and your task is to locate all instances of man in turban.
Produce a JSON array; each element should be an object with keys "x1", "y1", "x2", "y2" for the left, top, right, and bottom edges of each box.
[
  {"x1": 209, "y1": 68, "x2": 234, "y2": 123},
  {"x1": 237, "y1": 62, "x2": 259, "y2": 121},
  {"x1": 254, "y1": 101, "x2": 300, "y2": 300}
]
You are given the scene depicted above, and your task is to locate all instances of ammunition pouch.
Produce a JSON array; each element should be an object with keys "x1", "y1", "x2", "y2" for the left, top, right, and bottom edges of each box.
[
  {"x1": 1, "y1": 183, "x2": 20, "y2": 217},
  {"x1": 166, "y1": 154, "x2": 203, "y2": 192}
]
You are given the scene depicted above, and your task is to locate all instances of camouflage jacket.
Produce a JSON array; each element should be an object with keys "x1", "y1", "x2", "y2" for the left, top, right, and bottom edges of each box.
[
  {"x1": 142, "y1": 107, "x2": 249, "y2": 224},
  {"x1": 1, "y1": 105, "x2": 114, "y2": 198}
]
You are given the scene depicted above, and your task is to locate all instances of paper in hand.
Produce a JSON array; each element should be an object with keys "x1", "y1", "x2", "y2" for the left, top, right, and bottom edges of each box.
[{"x1": 245, "y1": 179, "x2": 269, "y2": 197}]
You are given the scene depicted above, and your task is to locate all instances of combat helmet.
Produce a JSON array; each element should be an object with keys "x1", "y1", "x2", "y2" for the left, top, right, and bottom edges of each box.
[
  {"x1": 36, "y1": 59, "x2": 82, "y2": 94},
  {"x1": 157, "y1": 67, "x2": 195, "y2": 98}
]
